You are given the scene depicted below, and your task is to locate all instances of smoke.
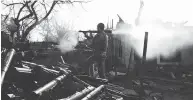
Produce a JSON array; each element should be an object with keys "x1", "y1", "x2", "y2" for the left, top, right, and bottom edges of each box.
[
  {"x1": 56, "y1": 31, "x2": 78, "y2": 54},
  {"x1": 38, "y1": 20, "x2": 79, "y2": 54},
  {"x1": 113, "y1": 19, "x2": 193, "y2": 60}
]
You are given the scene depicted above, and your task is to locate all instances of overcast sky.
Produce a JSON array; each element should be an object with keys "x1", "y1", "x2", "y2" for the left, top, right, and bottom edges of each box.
[
  {"x1": 54, "y1": 0, "x2": 193, "y2": 30},
  {"x1": 2, "y1": 0, "x2": 193, "y2": 41}
]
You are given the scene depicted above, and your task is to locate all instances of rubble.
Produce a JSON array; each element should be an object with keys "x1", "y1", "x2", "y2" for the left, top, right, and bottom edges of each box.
[{"x1": 1, "y1": 20, "x2": 193, "y2": 100}]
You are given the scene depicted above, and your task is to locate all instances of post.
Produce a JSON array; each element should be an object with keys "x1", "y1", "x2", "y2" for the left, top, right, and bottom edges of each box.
[
  {"x1": 142, "y1": 32, "x2": 148, "y2": 64},
  {"x1": 112, "y1": 19, "x2": 113, "y2": 29},
  {"x1": 138, "y1": 32, "x2": 148, "y2": 98}
]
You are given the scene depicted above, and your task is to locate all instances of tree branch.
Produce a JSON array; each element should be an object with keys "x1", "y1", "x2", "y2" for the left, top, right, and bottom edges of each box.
[
  {"x1": 12, "y1": 0, "x2": 16, "y2": 18},
  {"x1": 39, "y1": 1, "x2": 57, "y2": 23},
  {"x1": 57, "y1": 0, "x2": 91, "y2": 6},
  {"x1": 18, "y1": 1, "x2": 34, "y2": 22},
  {"x1": 2, "y1": 2, "x2": 24, "y2": 6},
  {"x1": 16, "y1": 3, "x2": 26, "y2": 19},
  {"x1": 2, "y1": 7, "x2": 12, "y2": 21},
  {"x1": 58, "y1": 0, "x2": 91, "y2": 4},
  {"x1": 23, "y1": 1, "x2": 57, "y2": 40},
  {"x1": 40, "y1": 1, "x2": 48, "y2": 14},
  {"x1": 31, "y1": 1, "x2": 38, "y2": 21},
  {"x1": 15, "y1": 1, "x2": 30, "y2": 20},
  {"x1": 3, "y1": 15, "x2": 9, "y2": 21},
  {"x1": 71, "y1": 0, "x2": 92, "y2": 3}
]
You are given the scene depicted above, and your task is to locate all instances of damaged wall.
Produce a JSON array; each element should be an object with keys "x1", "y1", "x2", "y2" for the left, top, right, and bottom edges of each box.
[{"x1": 181, "y1": 45, "x2": 193, "y2": 66}]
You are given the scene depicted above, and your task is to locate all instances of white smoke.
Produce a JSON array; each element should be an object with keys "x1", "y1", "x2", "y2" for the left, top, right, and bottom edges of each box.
[
  {"x1": 113, "y1": 19, "x2": 193, "y2": 60},
  {"x1": 38, "y1": 21, "x2": 79, "y2": 54},
  {"x1": 56, "y1": 31, "x2": 78, "y2": 54}
]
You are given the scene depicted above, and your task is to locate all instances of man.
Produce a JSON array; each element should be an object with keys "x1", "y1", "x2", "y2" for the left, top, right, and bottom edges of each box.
[{"x1": 90, "y1": 23, "x2": 108, "y2": 78}]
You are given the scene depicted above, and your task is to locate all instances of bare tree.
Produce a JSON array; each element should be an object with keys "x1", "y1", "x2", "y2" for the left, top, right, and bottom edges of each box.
[
  {"x1": 2, "y1": 0, "x2": 91, "y2": 42},
  {"x1": 38, "y1": 19, "x2": 74, "y2": 43}
]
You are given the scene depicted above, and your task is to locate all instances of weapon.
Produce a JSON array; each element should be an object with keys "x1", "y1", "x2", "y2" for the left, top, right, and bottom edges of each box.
[
  {"x1": 60, "y1": 86, "x2": 95, "y2": 100},
  {"x1": 1, "y1": 49, "x2": 16, "y2": 86},
  {"x1": 79, "y1": 30, "x2": 112, "y2": 34},
  {"x1": 79, "y1": 30, "x2": 98, "y2": 33},
  {"x1": 78, "y1": 30, "x2": 112, "y2": 40},
  {"x1": 81, "y1": 85, "x2": 105, "y2": 100}
]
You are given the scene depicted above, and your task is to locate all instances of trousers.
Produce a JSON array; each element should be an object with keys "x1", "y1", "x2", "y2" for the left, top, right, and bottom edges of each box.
[{"x1": 89, "y1": 53, "x2": 106, "y2": 78}]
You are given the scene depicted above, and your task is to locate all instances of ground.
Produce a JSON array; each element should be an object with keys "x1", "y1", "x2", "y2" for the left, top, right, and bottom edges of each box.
[{"x1": 31, "y1": 52, "x2": 193, "y2": 100}]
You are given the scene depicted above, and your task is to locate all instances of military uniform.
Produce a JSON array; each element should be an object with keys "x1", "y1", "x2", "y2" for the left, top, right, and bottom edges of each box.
[{"x1": 91, "y1": 31, "x2": 108, "y2": 78}]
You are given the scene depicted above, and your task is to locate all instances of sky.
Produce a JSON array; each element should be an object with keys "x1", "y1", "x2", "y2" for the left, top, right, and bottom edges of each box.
[
  {"x1": 1, "y1": 0, "x2": 193, "y2": 59},
  {"x1": 2, "y1": 0, "x2": 193, "y2": 41},
  {"x1": 54, "y1": 0, "x2": 193, "y2": 30}
]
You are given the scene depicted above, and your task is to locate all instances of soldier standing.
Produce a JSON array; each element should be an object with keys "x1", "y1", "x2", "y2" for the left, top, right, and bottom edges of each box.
[{"x1": 91, "y1": 23, "x2": 109, "y2": 78}]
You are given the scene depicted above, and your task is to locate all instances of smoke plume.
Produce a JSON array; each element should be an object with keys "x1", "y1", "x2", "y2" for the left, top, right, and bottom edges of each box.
[
  {"x1": 56, "y1": 31, "x2": 78, "y2": 54},
  {"x1": 113, "y1": 20, "x2": 193, "y2": 60},
  {"x1": 39, "y1": 21, "x2": 79, "y2": 54}
]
